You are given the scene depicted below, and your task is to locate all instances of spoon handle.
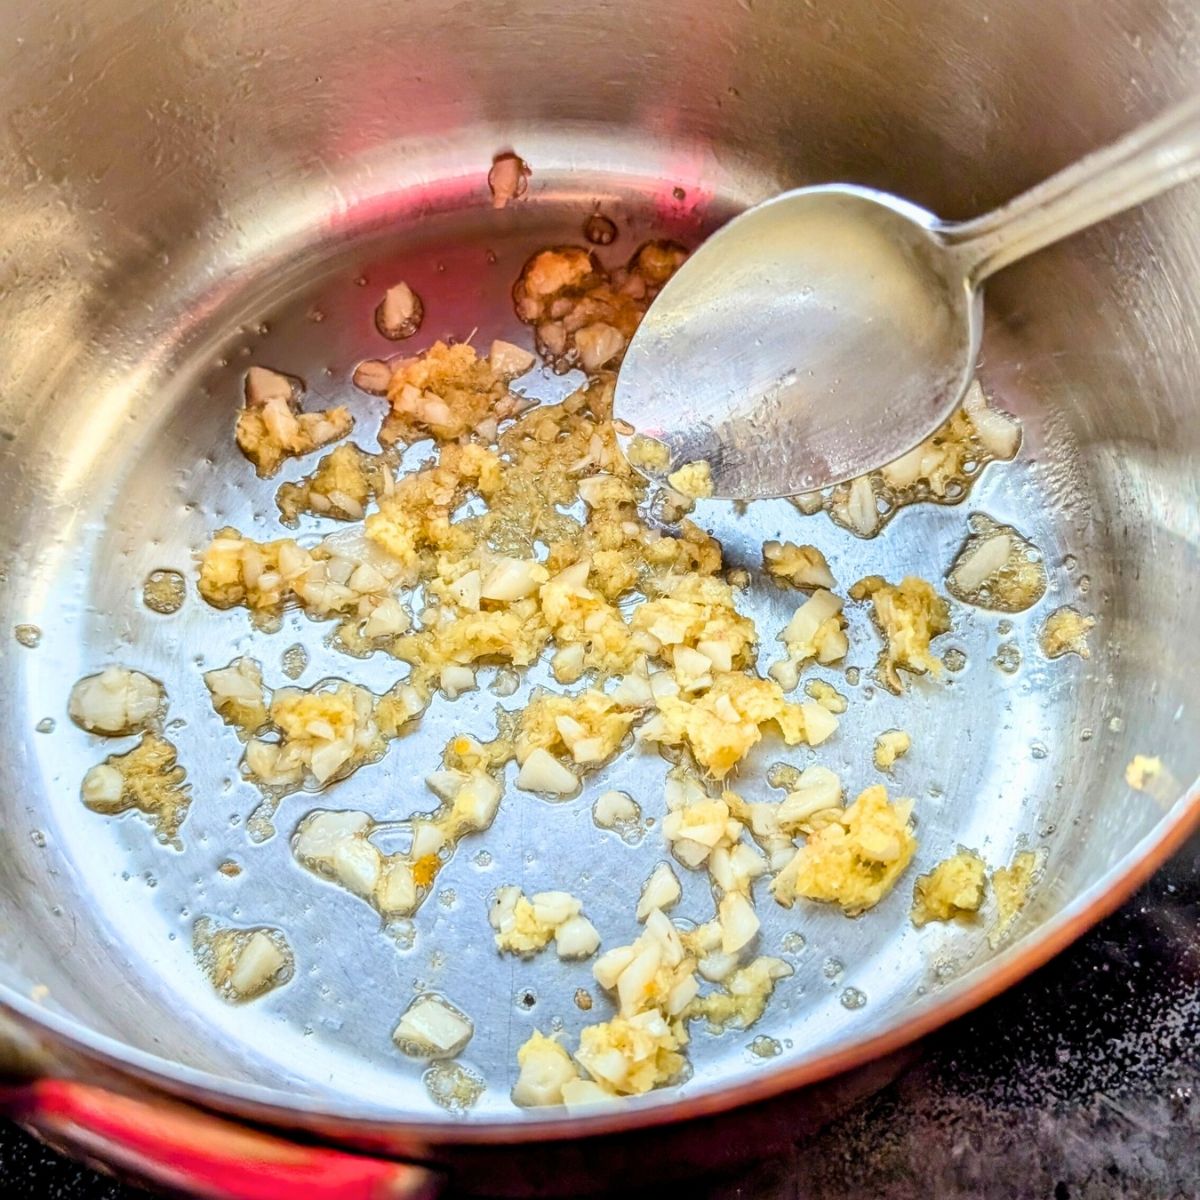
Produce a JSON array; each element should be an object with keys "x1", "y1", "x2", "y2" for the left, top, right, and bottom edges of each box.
[{"x1": 942, "y1": 94, "x2": 1200, "y2": 285}]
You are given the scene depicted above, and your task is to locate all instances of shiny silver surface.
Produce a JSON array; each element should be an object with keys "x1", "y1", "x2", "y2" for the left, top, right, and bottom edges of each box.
[
  {"x1": 615, "y1": 97, "x2": 1200, "y2": 499},
  {"x1": 0, "y1": 0, "x2": 1196, "y2": 1152}
]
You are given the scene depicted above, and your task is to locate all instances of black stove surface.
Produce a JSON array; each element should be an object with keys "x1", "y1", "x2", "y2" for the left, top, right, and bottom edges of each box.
[{"x1": 4, "y1": 833, "x2": 1198, "y2": 1199}]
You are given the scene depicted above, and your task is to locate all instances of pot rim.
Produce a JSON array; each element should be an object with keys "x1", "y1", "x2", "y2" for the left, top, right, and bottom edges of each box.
[{"x1": 3, "y1": 783, "x2": 1196, "y2": 1147}]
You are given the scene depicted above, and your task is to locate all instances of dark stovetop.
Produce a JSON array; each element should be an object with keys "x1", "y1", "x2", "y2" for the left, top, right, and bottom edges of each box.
[{"x1": 4, "y1": 834, "x2": 1199, "y2": 1200}]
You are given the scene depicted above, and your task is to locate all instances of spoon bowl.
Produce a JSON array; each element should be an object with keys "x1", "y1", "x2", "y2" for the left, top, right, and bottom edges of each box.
[
  {"x1": 615, "y1": 96, "x2": 1200, "y2": 499},
  {"x1": 616, "y1": 186, "x2": 979, "y2": 499}
]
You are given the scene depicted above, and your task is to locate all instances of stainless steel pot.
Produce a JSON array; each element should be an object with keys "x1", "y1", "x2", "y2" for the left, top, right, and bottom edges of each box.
[{"x1": 1, "y1": 0, "x2": 1198, "y2": 1195}]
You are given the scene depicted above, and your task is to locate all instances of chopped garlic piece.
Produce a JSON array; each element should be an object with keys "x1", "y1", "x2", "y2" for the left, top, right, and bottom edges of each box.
[
  {"x1": 595, "y1": 910, "x2": 698, "y2": 1020},
  {"x1": 512, "y1": 1031, "x2": 579, "y2": 1107},
  {"x1": 204, "y1": 658, "x2": 269, "y2": 734},
  {"x1": 946, "y1": 515, "x2": 1046, "y2": 612},
  {"x1": 780, "y1": 589, "x2": 848, "y2": 666},
  {"x1": 762, "y1": 541, "x2": 835, "y2": 590},
  {"x1": 776, "y1": 765, "x2": 843, "y2": 832},
  {"x1": 576, "y1": 322, "x2": 626, "y2": 372},
  {"x1": 69, "y1": 667, "x2": 164, "y2": 736},
  {"x1": 661, "y1": 775, "x2": 740, "y2": 869},
  {"x1": 489, "y1": 339, "x2": 537, "y2": 378},
  {"x1": 394, "y1": 995, "x2": 474, "y2": 1058},
  {"x1": 562, "y1": 1080, "x2": 621, "y2": 1110},
  {"x1": 352, "y1": 358, "x2": 392, "y2": 395},
  {"x1": 636, "y1": 862, "x2": 682, "y2": 921},
  {"x1": 194, "y1": 919, "x2": 293, "y2": 1003},
  {"x1": 375, "y1": 281, "x2": 424, "y2": 340},
  {"x1": 516, "y1": 747, "x2": 578, "y2": 795},
  {"x1": 718, "y1": 891, "x2": 760, "y2": 953},
  {"x1": 439, "y1": 664, "x2": 477, "y2": 699},
  {"x1": 488, "y1": 152, "x2": 530, "y2": 208},
  {"x1": 1125, "y1": 754, "x2": 1163, "y2": 791},
  {"x1": 962, "y1": 380, "x2": 1021, "y2": 458},
  {"x1": 708, "y1": 839, "x2": 769, "y2": 895},
  {"x1": 593, "y1": 789, "x2": 641, "y2": 832}
]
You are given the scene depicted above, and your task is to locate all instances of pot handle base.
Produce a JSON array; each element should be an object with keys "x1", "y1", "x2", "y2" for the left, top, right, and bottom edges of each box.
[{"x1": 0, "y1": 1079, "x2": 439, "y2": 1200}]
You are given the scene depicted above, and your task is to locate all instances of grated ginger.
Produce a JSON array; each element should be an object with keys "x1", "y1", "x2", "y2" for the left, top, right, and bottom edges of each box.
[
  {"x1": 80, "y1": 733, "x2": 191, "y2": 845},
  {"x1": 850, "y1": 575, "x2": 951, "y2": 694},
  {"x1": 1040, "y1": 606, "x2": 1095, "y2": 660},
  {"x1": 989, "y1": 848, "x2": 1044, "y2": 947},
  {"x1": 873, "y1": 729, "x2": 912, "y2": 771},
  {"x1": 684, "y1": 956, "x2": 792, "y2": 1032},
  {"x1": 667, "y1": 460, "x2": 714, "y2": 499},
  {"x1": 910, "y1": 850, "x2": 986, "y2": 927}
]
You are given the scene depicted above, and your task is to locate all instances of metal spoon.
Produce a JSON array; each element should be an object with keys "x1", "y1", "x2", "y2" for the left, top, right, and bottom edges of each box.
[{"x1": 614, "y1": 96, "x2": 1200, "y2": 500}]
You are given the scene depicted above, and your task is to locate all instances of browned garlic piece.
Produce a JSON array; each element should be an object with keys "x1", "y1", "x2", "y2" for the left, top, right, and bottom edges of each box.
[{"x1": 488, "y1": 152, "x2": 530, "y2": 208}]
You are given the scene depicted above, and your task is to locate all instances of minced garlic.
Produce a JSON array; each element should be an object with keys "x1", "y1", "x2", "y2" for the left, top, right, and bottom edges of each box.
[
  {"x1": 276, "y1": 443, "x2": 393, "y2": 527},
  {"x1": 772, "y1": 785, "x2": 916, "y2": 915},
  {"x1": 513, "y1": 240, "x2": 686, "y2": 373},
  {"x1": 489, "y1": 887, "x2": 600, "y2": 960},
  {"x1": 235, "y1": 366, "x2": 353, "y2": 478},
  {"x1": 815, "y1": 382, "x2": 1022, "y2": 538},
  {"x1": 641, "y1": 672, "x2": 837, "y2": 778},
  {"x1": 381, "y1": 340, "x2": 528, "y2": 445}
]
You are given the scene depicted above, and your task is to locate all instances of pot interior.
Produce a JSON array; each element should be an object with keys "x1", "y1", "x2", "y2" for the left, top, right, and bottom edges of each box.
[{"x1": 0, "y1": 0, "x2": 1197, "y2": 1131}]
